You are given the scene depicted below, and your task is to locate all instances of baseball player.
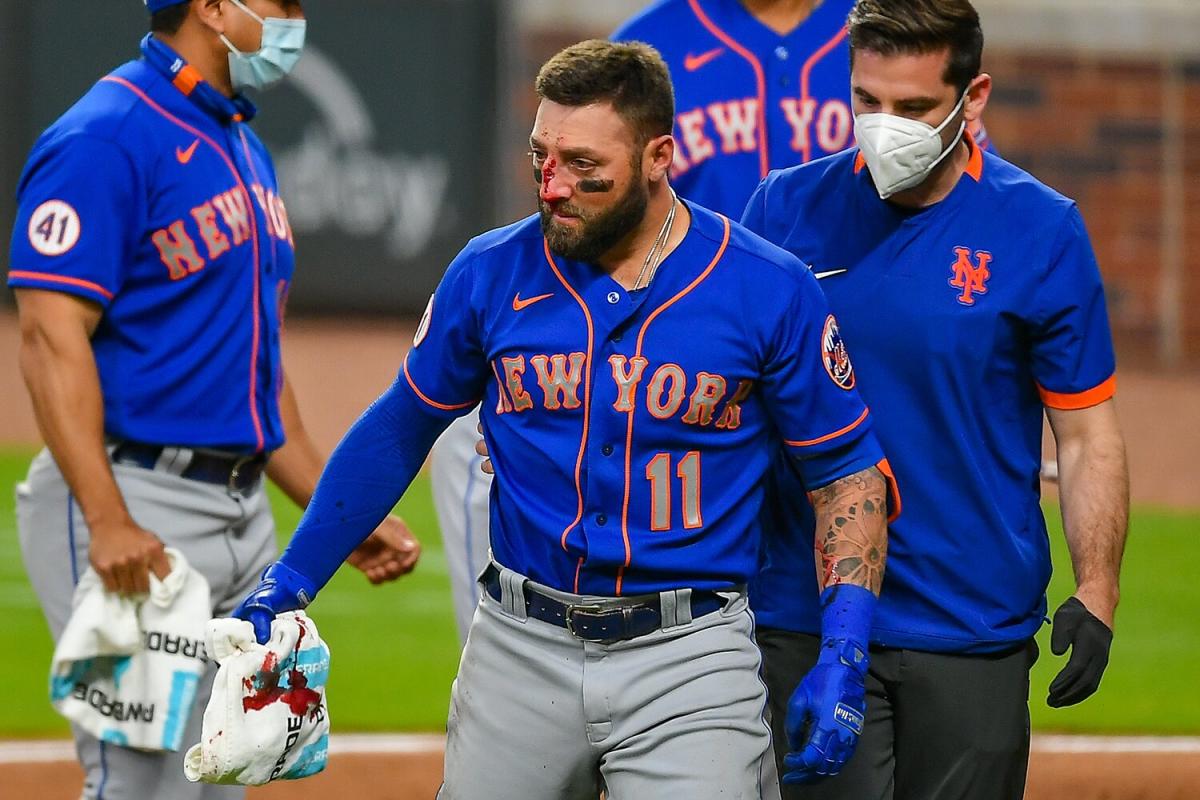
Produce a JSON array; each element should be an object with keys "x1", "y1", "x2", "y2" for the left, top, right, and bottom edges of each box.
[
  {"x1": 9, "y1": 2, "x2": 417, "y2": 798},
  {"x1": 742, "y1": 1, "x2": 1129, "y2": 796},
  {"x1": 431, "y1": 0, "x2": 996, "y2": 646},
  {"x1": 233, "y1": 40, "x2": 898, "y2": 798},
  {"x1": 431, "y1": 0, "x2": 852, "y2": 644}
]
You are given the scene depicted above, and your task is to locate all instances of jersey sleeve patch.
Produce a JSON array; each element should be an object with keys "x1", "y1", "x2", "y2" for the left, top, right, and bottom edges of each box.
[
  {"x1": 1037, "y1": 374, "x2": 1116, "y2": 411},
  {"x1": 821, "y1": 314, "x2": 855, "y2": 390},
  {"x1": 413, "y1": 293, "x2": 434, "y2": 347},
  {"x1": 26, "y1": 200, "x2": 82, "y2": 256}
]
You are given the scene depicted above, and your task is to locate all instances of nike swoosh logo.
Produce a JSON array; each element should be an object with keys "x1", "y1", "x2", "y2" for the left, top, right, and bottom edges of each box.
[
  {"x1": 176, "y1": 139, "x2": 199, "y2": 164},
  {"x1": 813, "y1": 269, "x2": 848, "y2": 279},
  {"x1": 513, "y1": 292, "x2": 554, "y2": 312},
  {"x1": 684, "y1": 47, "x2": 726, "y2": 72}
]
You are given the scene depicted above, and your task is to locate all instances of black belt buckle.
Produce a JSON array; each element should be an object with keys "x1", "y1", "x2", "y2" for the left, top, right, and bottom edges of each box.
[
  {"x1": 564, "y1": 604, "x2": 608, "y2": 639},
  {"x1": 567, "y1": 603, "x2": 656, "y2": 644}
]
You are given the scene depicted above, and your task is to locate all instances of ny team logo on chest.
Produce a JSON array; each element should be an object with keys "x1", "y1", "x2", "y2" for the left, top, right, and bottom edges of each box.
[{"x1": 948, "y1": 246, "x2": 992, "y2": 306}]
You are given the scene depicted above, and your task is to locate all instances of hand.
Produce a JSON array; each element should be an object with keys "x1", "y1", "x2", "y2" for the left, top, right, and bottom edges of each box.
[
  {"x1": 1048, "y1": 596, "x2": 1113, "y2": 707},
  {"x1": 347, "y1": 514, "x2": 421, "y2": 584},
  {"x1": 89, "y1": 518, "x2": 171, "y2": 596},
  {"x1": 475, "y1": 421, "x2": 493, "y2": 475},
  {"x1": 232, "y1": 561, "x2": 317, "y2": 644},
  {"x1": 783, "y1": 638, "x2": 868, "y2": 784}
]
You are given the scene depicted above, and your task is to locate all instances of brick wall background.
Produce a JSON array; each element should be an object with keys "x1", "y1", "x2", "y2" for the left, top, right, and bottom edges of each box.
[{"x1": 982, "y1": 51, "x2": 1199, "y2": 369}]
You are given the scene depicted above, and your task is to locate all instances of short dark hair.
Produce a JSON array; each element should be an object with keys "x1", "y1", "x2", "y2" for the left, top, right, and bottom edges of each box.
[
  {"x1": 847, "y1": 0, "x2": 983, "y2": 94},
  {"x1": 535, "y1": 40, "x2": 674, "y2": 147},
  {"x1": 150, "y1": 4, "x2": 190, "y2": 34}
]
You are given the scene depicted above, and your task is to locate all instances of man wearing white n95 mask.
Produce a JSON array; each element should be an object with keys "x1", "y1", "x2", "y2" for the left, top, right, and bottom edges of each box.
[
  {"x1": 744, "y1": 0, "x2": 1128, "y2": 796},
  {"x1": 854, "y1": 90, "x2": 967, "y2": 198}
]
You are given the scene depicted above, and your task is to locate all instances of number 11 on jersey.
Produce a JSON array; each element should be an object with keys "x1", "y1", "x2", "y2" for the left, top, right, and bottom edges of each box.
[{"x1": 646, "y1": 451, "x2": 703, "y2": 531}]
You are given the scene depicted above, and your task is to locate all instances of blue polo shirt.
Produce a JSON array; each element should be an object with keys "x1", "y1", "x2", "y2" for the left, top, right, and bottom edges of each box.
[
  {"x1": 8, "y1": 36, "x2": 295, "y2": 453},
  {"x1": 743, "y1": 138, "x2": 1116, "y2": 652}
]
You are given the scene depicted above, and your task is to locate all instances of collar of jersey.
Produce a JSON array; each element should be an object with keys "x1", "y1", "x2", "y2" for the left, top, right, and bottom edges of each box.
[
  {"x1": 853, "y1": 136, "x2": 983, "y2": 222},
  {"x1": 702, "y1": 0, "x2": 846, "y2": 48},
  {"x1": 140, "y1": 34, "x2": 258, "y2": 124}
]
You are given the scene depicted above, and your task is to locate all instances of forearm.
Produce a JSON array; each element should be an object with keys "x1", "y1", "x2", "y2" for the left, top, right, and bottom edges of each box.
[
  {"x1": 18, "y1": 314, "x2": 130, "y2": 529},
  {"x1": 276, "y1": 378, "x2": 453, "y2": 592},
  {"x1": 808, "y1": 465, "x2": 889, "y2": 596},
  {"x1": 266, "y1": 376, "x2": 325, "y2": 508},
  {"x1": 1054, "y1": 405, "x2": 1129, "y2": 625}
]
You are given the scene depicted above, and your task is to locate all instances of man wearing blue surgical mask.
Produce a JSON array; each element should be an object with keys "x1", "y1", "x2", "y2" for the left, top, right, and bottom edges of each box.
[
  {"x1": 9, "y1": 2, "x2": 420, "y2": 797},
  {"x1": 743, "y1": 0, "x2": 1128, "y2": 796}
]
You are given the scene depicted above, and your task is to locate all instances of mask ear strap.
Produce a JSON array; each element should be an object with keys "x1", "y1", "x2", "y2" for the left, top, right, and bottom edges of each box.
[
  {"x1": 219, "y1": 34, "x2": 244, "y2": 56},
  {"x1": 926, "y1": 119, "x2": 966, "y2": 175},
  {"x1": 923, "y1": 90, "x2": 968, "y2": 173},
  {"x1": 932, "y1": 91, "x2": 968, "y2": 136},
  {"x1": 226, "y1": 0, "x2": 266, "y2": 24}
]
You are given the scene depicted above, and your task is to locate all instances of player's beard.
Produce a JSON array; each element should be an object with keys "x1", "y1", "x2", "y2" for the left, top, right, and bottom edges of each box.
[{"x1": 539, "y1": 174, "x2": 648, "y2": 264}]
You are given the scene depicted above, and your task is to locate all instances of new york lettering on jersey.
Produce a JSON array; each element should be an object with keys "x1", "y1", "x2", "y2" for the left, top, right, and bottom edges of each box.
[
  {"x1": 614, "y1": 0, "x2": 853, "y2": 217},
  {"x1": 744, "y1": 137, "x2": 1116, "y2": 652},
  {"x1": 8, "y1": 36, "x2": 296, "y2": 452},
  {"x1": 403, "y1": 204, "x2": 884, "y2": 597}
]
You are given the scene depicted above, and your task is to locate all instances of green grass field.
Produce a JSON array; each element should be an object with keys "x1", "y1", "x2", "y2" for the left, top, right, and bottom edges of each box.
[{"x1": 0, "y1": 447, "x2": 1195, "y2": 737}]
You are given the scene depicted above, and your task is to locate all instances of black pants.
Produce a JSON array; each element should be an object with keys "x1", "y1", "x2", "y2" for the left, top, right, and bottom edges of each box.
[{"x1": 757, "y1": 627, "x2": 1038, "y2": 800}]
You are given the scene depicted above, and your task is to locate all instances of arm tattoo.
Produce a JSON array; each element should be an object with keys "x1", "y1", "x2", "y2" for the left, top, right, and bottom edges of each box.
[{"x1": 809, "y1": 466, "x2": 888, "y2": 595}]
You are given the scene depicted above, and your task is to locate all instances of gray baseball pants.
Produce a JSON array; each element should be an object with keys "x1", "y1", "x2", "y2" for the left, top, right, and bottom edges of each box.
[
  {"x1": 439, "y1": 562, "x2": 780, "y2": 799},
  {"x1": 430, "y1": 407, "x2": 493, "y2": 645},
  {"x1": 16, "y1": 448, "x2": 276, "y2": 800}
]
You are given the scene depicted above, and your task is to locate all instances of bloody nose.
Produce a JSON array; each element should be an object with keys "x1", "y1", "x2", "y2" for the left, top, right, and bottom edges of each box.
[{"x1": 539, "y1": 157, "x2": 566, "y2": 203}]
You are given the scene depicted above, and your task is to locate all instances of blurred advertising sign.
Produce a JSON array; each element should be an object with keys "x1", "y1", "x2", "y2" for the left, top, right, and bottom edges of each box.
[{"x1": 255, "y1": 0, "x2": 502, "y2": 313}]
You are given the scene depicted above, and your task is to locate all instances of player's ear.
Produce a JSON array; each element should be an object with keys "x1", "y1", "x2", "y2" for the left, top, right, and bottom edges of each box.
[
  {"x1": 194, "y1": 0, "x2": 229, "y2": 35},
  {"x1": 644, "y1": 134, "x2": 675, "y2": 185},
  {"x1": 963, "y1": 73, "x2": 991, "y2": 124}
]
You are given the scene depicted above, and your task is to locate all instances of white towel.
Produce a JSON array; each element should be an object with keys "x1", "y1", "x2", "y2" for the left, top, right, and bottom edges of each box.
[
  {"x1": 184, "y1": 612, "x2": 330, "y2": 785},
  {"x1": 50, "y1": 548, "x2": 211, "y2": 751}
]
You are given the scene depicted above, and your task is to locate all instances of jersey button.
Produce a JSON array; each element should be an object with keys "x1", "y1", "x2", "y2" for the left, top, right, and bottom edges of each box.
[
  {"x1": 775, "y1": 46, "x2": 789, "y2": 60},
  {"x1": 607, "y1": 291, "x2": 621, "y2": 304},
  {"x1": 596, "y1": 513, "x2": 608, "y2": 526},
  {"x1": 601, "y1": 444, "x2": 614, "y2": 456}
]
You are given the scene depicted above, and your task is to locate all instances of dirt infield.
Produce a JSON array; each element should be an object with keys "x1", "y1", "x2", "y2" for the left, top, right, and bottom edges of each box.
[
  {"x1": 5, "y1": 743, "x2": 1200, "y2": 799},
  {"x1": 0, "y1": 313, "x2": 1196, "y2": 508}
]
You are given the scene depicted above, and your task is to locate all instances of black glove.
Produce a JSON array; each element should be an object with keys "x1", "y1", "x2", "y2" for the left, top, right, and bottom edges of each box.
[{"x1": 1047, "y1": 596, "x2": 1113, "y2": 707}]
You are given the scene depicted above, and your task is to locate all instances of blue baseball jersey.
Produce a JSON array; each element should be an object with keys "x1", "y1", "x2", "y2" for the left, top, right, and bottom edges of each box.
[
  {"x1": 742, "y1": 137, "x2": 1117, "y2": 652},
  {"x1": 613, "y1": 0, "x2": 854, "y2": 219},
  {"x1": 8, "y1": 35, "x2": 294, "y2": 453},
  {"x1": 403, "y1": 203, "x2": 886, "y2": 596}
]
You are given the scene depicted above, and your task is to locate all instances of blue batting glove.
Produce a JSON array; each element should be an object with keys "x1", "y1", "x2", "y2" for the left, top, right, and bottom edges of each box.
[
  {"x1": 231, "y1": 562, "x2": 317, "y2": 644},
  {"x1": 782, "y1": 637, "x2": 868, "y2": 784}
]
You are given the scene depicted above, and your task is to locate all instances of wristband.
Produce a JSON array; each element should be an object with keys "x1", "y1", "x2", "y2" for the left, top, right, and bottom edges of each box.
[{"x1": 816, "y1": 583, "x2": 875, "y2": 672}]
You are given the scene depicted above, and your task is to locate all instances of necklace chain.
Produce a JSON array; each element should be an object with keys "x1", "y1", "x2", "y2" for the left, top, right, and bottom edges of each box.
[{"x1": 632, "y1": 190, "x2": 678, "y2": 290}]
